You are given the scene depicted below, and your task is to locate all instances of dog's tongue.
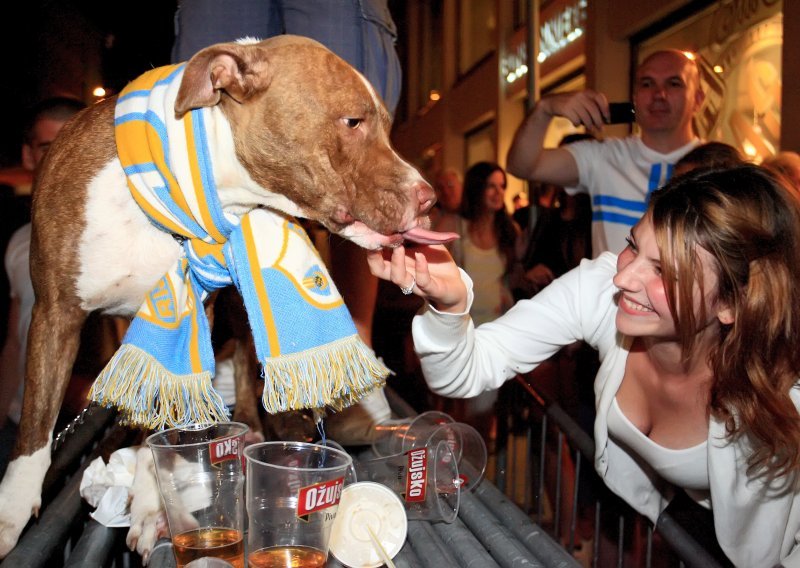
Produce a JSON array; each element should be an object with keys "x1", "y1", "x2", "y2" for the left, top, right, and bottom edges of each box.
[{"x1": 402, "y1": 227, "x2": 459, "y2": 245}]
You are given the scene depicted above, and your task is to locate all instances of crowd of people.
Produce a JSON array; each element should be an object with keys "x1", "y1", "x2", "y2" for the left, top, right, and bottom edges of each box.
[
  {"x1": 4, "y1": 30, "x2": 800, "y2": 566},
  {"x1": 369, "y1": 49, "x2": 800, "y2": 567}
]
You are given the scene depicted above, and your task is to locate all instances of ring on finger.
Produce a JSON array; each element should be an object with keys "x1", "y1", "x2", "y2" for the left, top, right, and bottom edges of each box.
[{"x1": 399, "y1": 276, "x2": 416, "y2": 295}]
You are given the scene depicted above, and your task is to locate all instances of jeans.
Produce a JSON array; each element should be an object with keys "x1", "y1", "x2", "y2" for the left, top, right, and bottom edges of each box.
[{"x1": 171, "y1": 0, "x2": 402, "y2": 115}]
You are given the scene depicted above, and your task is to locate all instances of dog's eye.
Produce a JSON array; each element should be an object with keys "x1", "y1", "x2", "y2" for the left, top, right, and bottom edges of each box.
[{"x1": 343, "y1": 118, "x2": 363, "y2": 129}]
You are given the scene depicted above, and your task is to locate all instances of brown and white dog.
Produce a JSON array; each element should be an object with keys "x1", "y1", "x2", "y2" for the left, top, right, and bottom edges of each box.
[{"x1": 0, "y1": 35, "x2": 447, "y2": 560}]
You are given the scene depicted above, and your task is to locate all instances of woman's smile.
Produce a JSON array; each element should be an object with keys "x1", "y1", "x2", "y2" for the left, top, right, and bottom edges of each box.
[{"x1": 619, "y1": 294, "x2": 655, "y2": 315}]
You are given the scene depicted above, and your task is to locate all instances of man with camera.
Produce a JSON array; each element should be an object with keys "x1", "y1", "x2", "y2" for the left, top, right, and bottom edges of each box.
[{"x1": 507, "y1": 49, "x2": 704, "y2": 256}]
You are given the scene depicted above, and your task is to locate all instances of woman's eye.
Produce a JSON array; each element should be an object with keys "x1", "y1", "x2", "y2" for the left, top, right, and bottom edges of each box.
[
  {"x1": 624, "y1": 236, "x2": 637, "y2": 252},
  {"x1": 343, "y1": 118, "x2": 362, "y2": 129}
]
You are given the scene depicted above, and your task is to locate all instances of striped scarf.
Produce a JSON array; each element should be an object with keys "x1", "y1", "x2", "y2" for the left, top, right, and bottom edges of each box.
[{"x1": 90, "y1": 64, "x2": 388, "y2": 429}]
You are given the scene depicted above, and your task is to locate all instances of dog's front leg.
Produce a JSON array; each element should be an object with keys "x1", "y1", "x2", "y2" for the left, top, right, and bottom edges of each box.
[
  {"x1": 127, "y1": 447, "x2": 168, "y2": 565},
  {"x1": 0, "y1": 299, "x2": 87, "y2": 557}
]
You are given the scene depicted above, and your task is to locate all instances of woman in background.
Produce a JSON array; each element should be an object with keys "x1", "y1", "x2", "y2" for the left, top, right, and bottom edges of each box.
[
  {"x1": 432, "y1": 161, "x2": 521, "y2": 441},
  {"x1": 438, "y1": 161, "x2": 520, "y2": 326}
]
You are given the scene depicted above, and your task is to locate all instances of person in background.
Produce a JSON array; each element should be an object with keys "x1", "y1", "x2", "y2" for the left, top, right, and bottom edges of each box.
[
  {"x1": 0, "y1": 188, "x2": 30, "y2": 350},
  {"x1": 514, "y1": 133, "x2": 595, "y2": 300},
  {"x1": 435, "y1": 161, "x2": 520, "y2": 443},
  {"x1": 672, "y1": 141, "x2": 745, "y2": 177},
  {"x1": 447, "y1": 161, "x2": 520, "y2": 326},
  {"x1": 762, "y1": 150, "x2": 800, "y2": 190},
  {"x1": 0, "y1": 97, "x2": 87, "y2": 477},
  {"x1": 512, "y1": 192, "x2": 529, "y2": 211},
  {"x1": 171, "y1": 0, "x2": 402, "y2": 442},
  {"x1": 369, "y1": 164, "x2": 800, "y2": 566},
  {"x1": 430, "y1": 167, "x2": 463, "y2": 231},
  {"x1": 507, "y1": 49, "x2": 705, "y2": 256}
]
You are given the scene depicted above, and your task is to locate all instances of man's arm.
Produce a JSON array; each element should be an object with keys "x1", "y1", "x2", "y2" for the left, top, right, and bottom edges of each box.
[{"x1": 506, "y1": 90, "x2": 610, "y2": 186}]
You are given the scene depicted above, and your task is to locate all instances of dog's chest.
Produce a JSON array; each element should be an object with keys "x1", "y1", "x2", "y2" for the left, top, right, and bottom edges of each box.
[{"x1": 76, "y1": 160, "x2": 182, "y2": 315}]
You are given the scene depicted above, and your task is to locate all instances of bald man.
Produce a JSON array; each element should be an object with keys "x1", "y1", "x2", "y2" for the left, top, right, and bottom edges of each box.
[{"x1": 507, "y1": 50, "x2": 705, "y2": 255}]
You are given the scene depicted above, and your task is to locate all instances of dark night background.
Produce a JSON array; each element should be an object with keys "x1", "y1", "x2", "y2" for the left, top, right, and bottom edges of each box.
[{"x1": 1, "y1": 0, "x2": 179, "y2": 168}]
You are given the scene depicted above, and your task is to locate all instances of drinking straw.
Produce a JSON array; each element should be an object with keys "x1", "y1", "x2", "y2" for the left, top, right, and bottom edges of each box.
[{"x1": 367, "y1": 525, "x2": 397, "y2": 568}]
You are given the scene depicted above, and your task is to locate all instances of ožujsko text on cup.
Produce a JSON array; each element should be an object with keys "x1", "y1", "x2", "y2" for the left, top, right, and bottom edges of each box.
[
  {"x1": 371, "y1": 410, "x2": 454, "y2": 457},
  {"x1": 355, "y1": 440, "x2": 460, "y2": 523},
  {"x1": 147, "y1": 422, "x2": 249, "y2": 568},
  {"x1": 408, "y1": 422, "x2": 487, "y2": 491},
  {"x1": 244, "y1": 441, "x2": 353, "y2": 567}
]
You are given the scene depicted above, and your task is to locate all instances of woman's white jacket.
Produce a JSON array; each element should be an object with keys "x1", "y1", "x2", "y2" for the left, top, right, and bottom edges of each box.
[{"x1": 412, "y1": 252, "x2": 800, "y2": 567}]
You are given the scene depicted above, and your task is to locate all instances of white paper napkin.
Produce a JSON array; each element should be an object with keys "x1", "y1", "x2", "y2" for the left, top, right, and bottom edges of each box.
[{"x1": 79, "y1": 447, "x2": 138, "y2": 527}]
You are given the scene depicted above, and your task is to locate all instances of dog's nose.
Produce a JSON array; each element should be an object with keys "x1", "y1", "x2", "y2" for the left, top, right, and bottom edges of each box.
[{"x1": 415, "y1": 181, "x2": 436, "y2": 214}]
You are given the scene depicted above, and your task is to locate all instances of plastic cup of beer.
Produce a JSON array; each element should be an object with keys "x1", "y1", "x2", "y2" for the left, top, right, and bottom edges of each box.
[
  {"x1": 147, "y1": 422, "x2": 249, "y2": 568},
  {"x1": 244, "y1": 441, "x2": 353, "y2": 567},
  {"x1": 409, "y1": 422, "x2": 488, "y2": 492},
  {"x1": 371, "y1": 410, "x2": 454, "y2": 457},
  {"x1": 355, "y1": 440, "x2": 461, "y2": 523}
]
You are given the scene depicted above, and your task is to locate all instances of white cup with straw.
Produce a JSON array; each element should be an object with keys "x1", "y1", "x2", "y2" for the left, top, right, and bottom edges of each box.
[{"x1": 328, "y1": 482, "x2": 407, "y2": 568}]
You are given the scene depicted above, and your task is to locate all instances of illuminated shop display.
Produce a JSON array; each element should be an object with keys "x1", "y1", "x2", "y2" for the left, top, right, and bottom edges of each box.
[{"x1": 639, "y1": 0, "x2": 782, "y2": 160}]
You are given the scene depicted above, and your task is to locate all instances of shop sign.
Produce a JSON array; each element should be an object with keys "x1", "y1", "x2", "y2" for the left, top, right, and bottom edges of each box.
[{"x1": 502, "y1": 0, "x2": 587, "y2": 87}]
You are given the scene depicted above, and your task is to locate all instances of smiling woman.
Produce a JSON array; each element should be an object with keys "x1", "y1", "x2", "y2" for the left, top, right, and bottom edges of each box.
[{"x1": 367, "y1": 163, "x2": 800, "y2": 567}]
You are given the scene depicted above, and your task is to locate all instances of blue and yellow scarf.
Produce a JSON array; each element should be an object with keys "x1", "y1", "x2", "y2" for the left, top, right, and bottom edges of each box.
[{"x1": 90, "y1": 64, "x2": 388, "y2": 429}]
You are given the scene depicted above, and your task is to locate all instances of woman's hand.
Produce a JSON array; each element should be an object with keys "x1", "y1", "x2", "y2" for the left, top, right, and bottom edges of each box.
[{"x1": 366, "y1": 245, "x2": 468, "y2": 313}]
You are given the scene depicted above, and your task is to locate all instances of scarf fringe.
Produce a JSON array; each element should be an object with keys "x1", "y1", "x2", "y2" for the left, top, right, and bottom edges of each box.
[
  {"x1": 261, "y1": 335, "x2": 389, "y2": 413},
  {"x1": 90, "y1": 344, "x2": 230, "y2": 429}
]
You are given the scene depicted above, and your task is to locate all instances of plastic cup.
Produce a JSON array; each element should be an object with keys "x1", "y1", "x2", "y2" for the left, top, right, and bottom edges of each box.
[
  {"x1": 147, "y1": 422, "x2": 249, "y2": 568},
  {"x1": 410, "y1": 423, "x2": 488, "y2": 491},
  {"x1": 245, "y1": 441, "x2": 353, "y2": 567},
  {"x1": 355, "y1": 440, "x2": 461, "y2": 523},
  {"x1": 328, "y1": 482, "x2": 407, "y2": 568},
  {"x1": 371, "y1": 411, "x2": 454, "y2": 457}
]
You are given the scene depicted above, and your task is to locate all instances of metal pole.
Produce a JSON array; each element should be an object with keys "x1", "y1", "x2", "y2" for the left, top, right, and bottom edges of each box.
[{"x1": 526, "y1": 0, "x2": 541, "y2": 113}]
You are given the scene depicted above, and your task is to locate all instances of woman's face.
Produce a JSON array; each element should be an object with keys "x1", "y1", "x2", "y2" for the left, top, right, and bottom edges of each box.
[
  {"x1": 612, "y1": 215, "x2": 731, "y2": 340},
  {"x1": 482, "y1": 170, "x2": 507, "y2": 212}
]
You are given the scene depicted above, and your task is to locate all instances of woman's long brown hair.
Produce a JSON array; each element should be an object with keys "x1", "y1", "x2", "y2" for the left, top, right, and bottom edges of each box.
[
  {"x1": 461, "y1": 161, "x2": 518, "y2": 274},
  {"x1": 650, "y1": 165, "x2": 800, "y2": 479}
]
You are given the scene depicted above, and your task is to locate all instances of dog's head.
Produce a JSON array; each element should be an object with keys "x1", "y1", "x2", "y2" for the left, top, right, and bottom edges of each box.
[{"x1": 175, "y1": 35, "x2": 454, "y2": 249}]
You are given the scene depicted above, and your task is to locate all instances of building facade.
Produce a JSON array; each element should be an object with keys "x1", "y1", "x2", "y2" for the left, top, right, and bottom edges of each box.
[{"x1": 390, "y1": 0, "x2": 795, "y2": 207}]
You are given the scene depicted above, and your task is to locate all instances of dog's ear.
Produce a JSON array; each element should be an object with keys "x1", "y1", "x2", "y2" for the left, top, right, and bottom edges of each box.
[{"x1": 175, "y1": 43, "x2": 273, "y2": 118}]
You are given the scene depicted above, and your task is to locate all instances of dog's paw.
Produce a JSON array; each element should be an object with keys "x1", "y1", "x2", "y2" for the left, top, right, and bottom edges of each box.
[
  {"x1": 0, "y1": 488, "x2": 37, "y2": 557},
  {"x1": 0, "y1": 506, "x2": 32, "y2": 558},
  {"x1": 0, "y1": 447, "x2": 51, "y2": 557},
  {"x1": 127, "y1": 447, "x2": 169, "y2": 564},
  {"x1": 126, "y1": 510, "x2": 168, "y2": 565}
]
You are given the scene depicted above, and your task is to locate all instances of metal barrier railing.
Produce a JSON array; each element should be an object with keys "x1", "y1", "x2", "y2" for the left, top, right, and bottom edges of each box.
[
  {"x1": 0, "y1": 378, "x2": 725, "y2": 568},
  {"x1": 492, "y1": 374, "x2": 724, "y2": 568},
  {"x1": 0, "y1": 406, "x2": 138, "y2": 568}
]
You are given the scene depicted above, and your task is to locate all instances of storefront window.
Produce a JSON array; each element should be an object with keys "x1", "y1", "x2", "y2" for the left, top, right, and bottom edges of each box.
[
  {"x1": 458, "y1": 0, "x2": 497, "y2": 75},
  {"x1": 637, "y1": 1, "x2": 783, "y2": 161}
]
